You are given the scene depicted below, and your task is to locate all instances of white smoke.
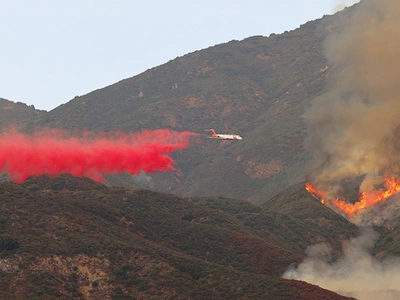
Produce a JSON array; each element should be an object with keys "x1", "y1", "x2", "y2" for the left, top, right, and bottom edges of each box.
[
  {"x1": 332, "y1": 0, "x2": 361, "y2": 13},
  {"x1": 283, "y1": 228, "x2": 400, "y2": 300},
  {"x1": 352, "y1": 194, "x2": 400, "y2": 227}
]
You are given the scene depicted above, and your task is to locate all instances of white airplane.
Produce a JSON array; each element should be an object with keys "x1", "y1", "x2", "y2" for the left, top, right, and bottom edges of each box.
[{"x1": 206, "y1": 129, "x2": 242, "y2": 140}]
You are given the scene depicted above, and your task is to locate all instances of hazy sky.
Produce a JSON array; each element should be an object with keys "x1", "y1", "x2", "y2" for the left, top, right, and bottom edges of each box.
[{"x1": 0, "y1": 0, "x2": 359, "y2": 111}]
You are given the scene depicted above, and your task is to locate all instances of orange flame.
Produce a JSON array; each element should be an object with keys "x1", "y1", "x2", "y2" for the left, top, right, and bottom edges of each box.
[
  {"x1": 306, "y1": 182, "x2": 326, "y2": 204},
  {"x1": 306, "y1": 177, "x2": 400, "y2": 215}
]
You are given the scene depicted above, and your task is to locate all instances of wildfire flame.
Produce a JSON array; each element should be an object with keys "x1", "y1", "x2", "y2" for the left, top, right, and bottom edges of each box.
[
  {"x1": 306, "y1": 182, "x2": 326, "y2": 204},
  {"x1": 306, "y1": 177, "x2": 400, "y2": 215}
]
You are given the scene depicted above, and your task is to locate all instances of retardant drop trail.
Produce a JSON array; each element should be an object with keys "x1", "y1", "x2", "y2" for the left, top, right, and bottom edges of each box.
[{"x1": 0, "y1": 129, "x2": 197, "y2": 183}]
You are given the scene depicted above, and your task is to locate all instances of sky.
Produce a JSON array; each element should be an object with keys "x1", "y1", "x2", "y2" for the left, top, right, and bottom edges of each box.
[{"x1": 0, "y1": 0, "x2": 360, "y2": 111}]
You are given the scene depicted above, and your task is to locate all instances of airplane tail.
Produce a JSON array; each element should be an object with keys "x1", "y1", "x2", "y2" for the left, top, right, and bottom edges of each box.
[
  {"x1": 208, "y1": 129, "x2": 217, "y2": 137},
  {"x1": 204, "y1": 128, "x2": 218, "y2": 139}
]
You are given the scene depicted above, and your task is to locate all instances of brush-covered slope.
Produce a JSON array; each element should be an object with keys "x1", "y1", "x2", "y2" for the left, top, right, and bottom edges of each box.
[
  {"x1": 0, "y1": 175, "x2": 356, "y2": 299},
  {"x1": 19, "y1": 5, "x2": 359, "y2": 205},
  {"x1": 0, "y1": 98, "x2": 44, "y2": 129},
  {"x1": 262, "y1": 183, "x2": 400, "y2": 265},
  {"x1": 262, "y1": 183, "x2": 360, "y2": 254}
]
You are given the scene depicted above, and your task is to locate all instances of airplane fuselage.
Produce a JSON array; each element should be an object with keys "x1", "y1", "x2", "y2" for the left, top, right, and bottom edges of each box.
[
  {"x1": 214, "y1": 134, "x2": 242, "y2": 140},
  {"x1": 207, "y1": 129, "x2": 242, "y2": 140}
]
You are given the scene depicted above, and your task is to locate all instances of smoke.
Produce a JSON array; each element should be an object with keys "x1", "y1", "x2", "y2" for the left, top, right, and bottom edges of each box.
[
  {"x1": 0, "y1": 129, "x2": 196, "y2": 183},
  {"x1": 283, "y1": 228, "x2": 400, "y2": 300},
  {"x1": 352, "y1": 194, "x2": 400, "y2": 227},
  {"x1": 305, "y1": 0, "x2": 400, "y2": 199},
  {"x1": 332, "y1": 0, "x2": 360, "y2": 13}
]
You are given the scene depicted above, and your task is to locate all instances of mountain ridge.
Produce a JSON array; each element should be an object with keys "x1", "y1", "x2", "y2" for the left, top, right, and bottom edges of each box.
[
  {"x1": 18, "y1": 18, "x2": 332, "y2": 204},
  {"x1": 1, "y1": 5, "x2": 359, "y2": 205}
]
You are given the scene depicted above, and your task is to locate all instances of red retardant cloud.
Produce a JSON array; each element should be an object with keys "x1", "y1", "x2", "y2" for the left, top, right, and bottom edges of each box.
[{"x1": 0, "y1": 129, "x2": 196, "y2": 183}]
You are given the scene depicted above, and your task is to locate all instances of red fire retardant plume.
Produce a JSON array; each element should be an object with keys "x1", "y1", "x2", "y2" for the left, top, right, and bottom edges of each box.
[{"x1": 0, "y1": 129, "x2": 196, "y2": 183}]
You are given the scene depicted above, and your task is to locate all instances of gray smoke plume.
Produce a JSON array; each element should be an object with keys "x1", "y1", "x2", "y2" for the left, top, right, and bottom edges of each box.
[
  {"x1": 283, "y1": 228, "x2": 400, "y2": 300},
  {"x1": 333, "y1": 1, "x2": 361, "y2": 13},
  {"x1": 305, "y1": 0, "x2": 400, "y2": 201},
  {"x1": 352, "y1": 194, "x2": 400, "y2": 227}
]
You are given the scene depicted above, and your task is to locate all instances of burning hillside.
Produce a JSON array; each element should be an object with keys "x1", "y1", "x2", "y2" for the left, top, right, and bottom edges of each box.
[
  {"x1": 304, "y1": 0, "x2": 400, "y2": 218},
  {"x1": 306, "y1": 177, "x2": 400, "y2": 215}
]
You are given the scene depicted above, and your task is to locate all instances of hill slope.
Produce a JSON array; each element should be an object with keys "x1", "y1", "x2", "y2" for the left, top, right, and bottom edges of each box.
[
  {"x1": 0, "y1": 98, "x2": 44, "y2": 129},
  {"x1": 17, "y1": 5, "x2": 359, "y2": 205},
  {"x1": 0, "y1": 175, "x2": 356, "y2": 299}
]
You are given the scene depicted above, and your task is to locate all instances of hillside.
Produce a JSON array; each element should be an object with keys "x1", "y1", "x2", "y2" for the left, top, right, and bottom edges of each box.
[
  {"x1": 262, "y1": 183, "x2": 360, "y2": 253},
  {"x1": 0, "y1": 98, "x2": 44, "y2": 130},
  {"x1": 0, "y1": 175, "x2": 357, "y2": 299},
  {"x1": 15, "y1": 5, "x2": 359, "y2": 205}
]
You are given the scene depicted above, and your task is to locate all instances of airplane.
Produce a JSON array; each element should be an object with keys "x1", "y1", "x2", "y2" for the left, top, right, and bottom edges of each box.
[{"x1": 206, "y1": 129, "x2": 242, "y2": 140}]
